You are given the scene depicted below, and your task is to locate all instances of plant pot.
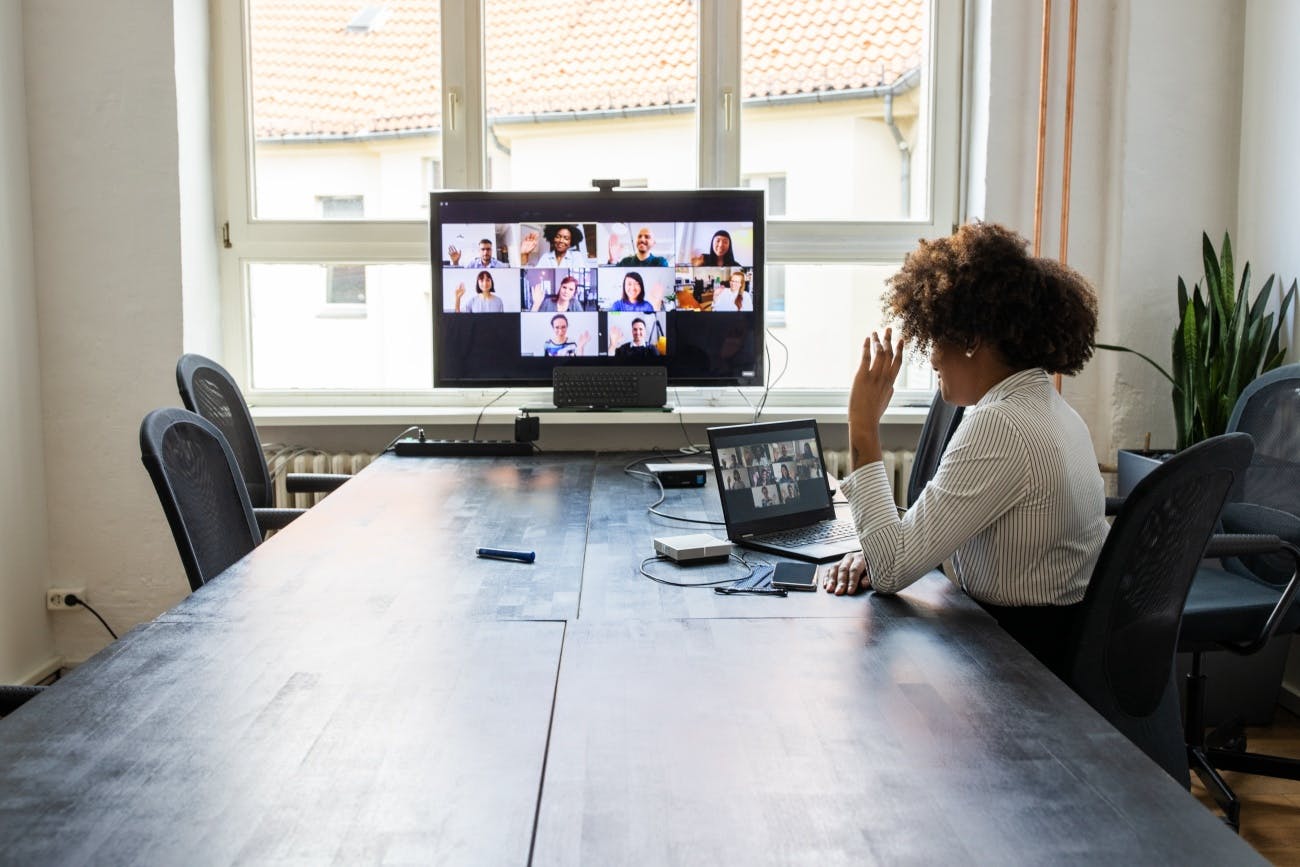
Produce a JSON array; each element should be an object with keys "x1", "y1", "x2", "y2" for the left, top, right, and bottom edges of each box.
[{"x1": 1116, "y1": 448, "x2": 1175, "y2": 498}]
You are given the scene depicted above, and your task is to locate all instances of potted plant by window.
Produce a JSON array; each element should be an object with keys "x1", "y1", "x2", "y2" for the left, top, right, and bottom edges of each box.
[{"x1": 1100, "y1": 231, "x2": 1295, "y2": 492}]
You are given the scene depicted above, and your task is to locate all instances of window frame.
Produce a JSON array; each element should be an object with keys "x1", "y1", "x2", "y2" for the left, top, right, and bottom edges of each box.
[{"x1": 213, "y1": 0, "x2": 964, "y2": 408}]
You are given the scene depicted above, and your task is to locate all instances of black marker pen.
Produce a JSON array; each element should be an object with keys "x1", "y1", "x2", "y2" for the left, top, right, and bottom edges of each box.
[{"x1": 476, "y1": 547, "x2": 536, "y2": 563}]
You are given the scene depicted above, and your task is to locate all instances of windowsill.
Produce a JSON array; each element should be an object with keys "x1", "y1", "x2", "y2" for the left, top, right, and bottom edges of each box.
[{"x1": 250, "y1": 402, "x2": 931, "y2": 428}]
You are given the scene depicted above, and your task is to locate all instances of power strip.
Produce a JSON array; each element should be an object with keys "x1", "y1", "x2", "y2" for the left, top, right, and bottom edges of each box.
[{"x1": 393, "y1": 438, "x2": 533, "y2": 457}]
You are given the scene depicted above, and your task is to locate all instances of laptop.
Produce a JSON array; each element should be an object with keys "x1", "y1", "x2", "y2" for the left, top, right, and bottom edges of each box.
[{"x1": 707, "y1": 418, "x2": 862, "y2": 563}]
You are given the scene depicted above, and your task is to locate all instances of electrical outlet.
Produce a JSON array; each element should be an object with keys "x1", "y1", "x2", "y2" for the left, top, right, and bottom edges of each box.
[{"x1": 47, "y1": 588, "x2": 85, "y2": 610}]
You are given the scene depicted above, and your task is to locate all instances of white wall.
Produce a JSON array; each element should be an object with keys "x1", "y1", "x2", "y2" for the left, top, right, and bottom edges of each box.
[
  {"x1": 971, "y1": 0, "x2": 1249, "y2": 458},
  {"x1": 24, "y1": 0, "x2": 193, "y2": 664},
  {"x1": 1100, "y1": 1, "x2": 1245, "y2": 454},
  {"x1": 0, "y1": 0, "x2": 55, "y2": 683},
  {"x1": 1238, "y1": 0, "x2": 1300, "y2": 365}
]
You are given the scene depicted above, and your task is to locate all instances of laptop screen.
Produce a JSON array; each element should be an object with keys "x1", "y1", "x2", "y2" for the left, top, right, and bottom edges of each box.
[{"x1": 708, "y1": 419, "x2": 837, "y2": 536}]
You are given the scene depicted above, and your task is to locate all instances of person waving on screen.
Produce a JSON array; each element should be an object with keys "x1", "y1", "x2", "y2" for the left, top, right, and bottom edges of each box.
[
  {"x1": 543, "y1": 314, "x2": 589, "y2": 357},
  {"x1": 521, "y1": 224, "x2": 590, "y2": 268},
  {"x1": 610, "y1": 272, "x2": 662, "y2": 312},
  {"x1": 454, "y1": 270, "x2": 504, "y2": 313},
  {"x1": 711, "y1": 270, "x2": 752, "y2": 311}
]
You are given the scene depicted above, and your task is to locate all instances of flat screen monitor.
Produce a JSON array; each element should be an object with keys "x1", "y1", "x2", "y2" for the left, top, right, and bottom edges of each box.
[{"x1": 430, "y1": 188, "x2": 764, "y2": 388}]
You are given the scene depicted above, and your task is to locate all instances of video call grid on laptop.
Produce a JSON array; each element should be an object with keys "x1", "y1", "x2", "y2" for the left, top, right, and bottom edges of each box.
[{"x1": 707, "y1": 419, "x2": 862, "y2": 563}]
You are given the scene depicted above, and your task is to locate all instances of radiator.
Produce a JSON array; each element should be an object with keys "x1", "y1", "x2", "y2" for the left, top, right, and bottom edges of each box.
[
  {"x1": 263, "y1": 446, "x2": 377, "y2": 509},
  {"x1": 823, "y1": 449, "x2": 915, "y2": 508}
]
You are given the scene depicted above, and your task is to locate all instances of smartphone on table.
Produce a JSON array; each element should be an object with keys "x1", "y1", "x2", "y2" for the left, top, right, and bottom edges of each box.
[{"x1": 771, "y1": 561, "x2": 818, "y2": 592}]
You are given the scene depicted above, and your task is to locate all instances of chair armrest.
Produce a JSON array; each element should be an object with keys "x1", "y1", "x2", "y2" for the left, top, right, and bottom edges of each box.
[
  {"x1": 1202, "y1": 534, "x2": 1300, "y2": 655},
  {"x1": 285, "y1": 472, "x2": 349, "y2": 495},
  {"x1": 255, "y1": 507, "x2": 307, "y2": 533},
  {"x1": 1220, "y1": 501, "x2": 1300, "y2": 543}
]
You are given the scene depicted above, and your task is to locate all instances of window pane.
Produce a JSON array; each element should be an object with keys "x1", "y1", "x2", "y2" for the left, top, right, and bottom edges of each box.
[
  {"x1": 767, "y1": 263, "x2": 933, "y2": 390},
  {"x1": 247, "y1": 0, "x2": 441, "y2": 220},
  {"x1": 741, "y1": 0, "x2": 932, "y2": 221},
  {"x1": 248, "y1": 263, "x2": 432, "y2": 389},
  {"x1": 483, "y1": 1, "x2": 698, "y2": 190}
]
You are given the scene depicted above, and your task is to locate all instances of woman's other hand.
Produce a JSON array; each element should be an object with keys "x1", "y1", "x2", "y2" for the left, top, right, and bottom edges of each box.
[{"x1": 822, "y1": 552, "x2": 869, "y2": 595}]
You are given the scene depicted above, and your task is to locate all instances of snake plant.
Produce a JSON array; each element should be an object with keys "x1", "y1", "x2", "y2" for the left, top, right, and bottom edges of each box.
[{"x1": 1099, "y1": 232, "x2": 1295, "y2": 450}]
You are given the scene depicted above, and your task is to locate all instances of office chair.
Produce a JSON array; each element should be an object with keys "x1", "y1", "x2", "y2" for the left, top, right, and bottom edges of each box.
[
  {"x1": 176, "y1": 354, "x2": 348, "y2": 532},
  {"x1": 905, "y1": 391, "x2": 964, "y2": 507},
  {"x1": 1063, "y1": 433, "x2": 1255, "y2": 789},
  {"x1": 140, "y1": 408, "x2": 262, "y2": 592},
  {"x1": 1176, "y1": 363, "x2": 1300, "y2": 828},
  {"x1": 0, "y1": 685, "x2": 45, "y2": 718}
]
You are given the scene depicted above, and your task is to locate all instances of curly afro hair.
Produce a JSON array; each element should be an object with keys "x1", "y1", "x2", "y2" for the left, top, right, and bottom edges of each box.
[
  {"x1": 884, "y1": 222, "x2": 1098, "y2": 375},
  {"x1": 543, "y1": 224, "x2": 584, "y2": 247}
]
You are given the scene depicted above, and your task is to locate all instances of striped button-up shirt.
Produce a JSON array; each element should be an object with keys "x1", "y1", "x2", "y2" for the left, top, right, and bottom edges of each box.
[{"x1": 841, "y1": 368, "x2": 1108, "y2": 606}]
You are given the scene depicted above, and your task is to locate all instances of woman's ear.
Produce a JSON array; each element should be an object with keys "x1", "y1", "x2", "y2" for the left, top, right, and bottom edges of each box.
[{"x1": 964, "y1": 337, "x2": 981, "y2": 358}]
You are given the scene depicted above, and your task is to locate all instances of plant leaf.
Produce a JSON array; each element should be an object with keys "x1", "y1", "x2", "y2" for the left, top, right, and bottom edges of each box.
[
  {"x1": 1095, "y1": 343, "x2": 1176, "y2": 384},
  {"x1": 1248, "y1": 272, "x2": 1275, "y2": 324},
  {"x1": 1223, "y1": 272, "x2": 1251, "y2": 396},
  {"x1": 1203, "y1": 234, "x2": 1229, "y2": 330},
  {"x1": 1220, "y1": 231, "x2": 1236, "y2": 322},
  {"x1": 1264, "y1": 279, "x2": 1297, "y2": 365}
]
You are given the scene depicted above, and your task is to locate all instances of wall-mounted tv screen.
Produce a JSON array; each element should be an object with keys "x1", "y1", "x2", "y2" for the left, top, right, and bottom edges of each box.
[{"x1": 430, "y1": 188, "x2": 764, "y2": 388}]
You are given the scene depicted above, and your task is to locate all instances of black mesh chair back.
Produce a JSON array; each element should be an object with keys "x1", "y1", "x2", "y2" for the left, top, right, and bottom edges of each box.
[
  {"x1": 1065, "y1": 432, "x2": 1253, "y2": 786},
  {"x1": 176, "y1": 354, "x2": 274, "y2": 509},
  {"x1": 1225, "y1": 362, "x2": 1300, "y2": 583},
  {"x1": 0, "y1": 685, "x2": 45, "y2": 717},
  {"x1": 906, "y1": 391, "x2": 964, "y2": 507},
  {"x1": 140, "y1": 408, "x2": 262, "y2": 592}
]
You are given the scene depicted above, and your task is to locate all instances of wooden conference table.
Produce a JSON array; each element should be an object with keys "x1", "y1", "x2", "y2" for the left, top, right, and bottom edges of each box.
[{"x1": 0, "y1": 454, "x2": 1261, "y2": 865}]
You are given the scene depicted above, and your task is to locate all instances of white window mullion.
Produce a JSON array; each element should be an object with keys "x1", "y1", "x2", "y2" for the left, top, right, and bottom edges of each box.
[
  {"x1": 440, "y1": 0, "x2": 486, "y2": 189},
  {"x1": 213, "y1": 0, "x2": 256, "y2": 385},
  {"x1": 697, "y1": 0, "x2": 742, "y2": 187}
]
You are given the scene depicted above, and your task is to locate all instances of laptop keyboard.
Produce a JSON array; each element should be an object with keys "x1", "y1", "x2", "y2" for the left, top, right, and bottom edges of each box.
[{"x1": 756, "y1": 519, "x2": 857, "y2": 546}]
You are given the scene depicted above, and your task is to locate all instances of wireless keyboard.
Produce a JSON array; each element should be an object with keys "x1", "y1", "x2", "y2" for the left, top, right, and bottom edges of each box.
[
  {"x1": 393, "y1": 438, "x2": 534, "y2": 457},
  {"x1": 552, "y1": 366, "x2": 667, "y2": 409}
]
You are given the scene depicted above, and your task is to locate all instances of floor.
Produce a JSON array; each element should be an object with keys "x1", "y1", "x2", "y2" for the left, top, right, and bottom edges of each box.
[{"x1": 1192, "y1": 707, "x2": 1300, "y2": 865}]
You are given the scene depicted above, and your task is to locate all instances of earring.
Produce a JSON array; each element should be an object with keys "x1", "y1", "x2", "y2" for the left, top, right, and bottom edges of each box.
[{"x1": 964, "y1": 348, "x2": 975, "y2": 358}]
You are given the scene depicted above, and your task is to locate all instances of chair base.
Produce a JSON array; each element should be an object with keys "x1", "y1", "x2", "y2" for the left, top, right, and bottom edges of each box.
[
  {"x1": 1207, "y1": 745, "x2": 1300, "y2": 780},
  {"x1": 1188, "y1": 745, "x2": 1241, "y2": 831},
  {"x1": 1185, "y1": 651, "x2": 1300, "y2": 833}
]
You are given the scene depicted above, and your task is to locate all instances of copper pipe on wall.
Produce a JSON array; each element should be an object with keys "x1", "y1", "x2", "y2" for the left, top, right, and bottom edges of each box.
[
  {"x1": 1032, "y1": 0, "x2": 1052, "y2": 257},
  {"x1": 1053, "y1": 0, "x2": 1079, "y2": 394},
  {"x1": 1060, "y1": 0, "x2": 1078, "y2": 264}
]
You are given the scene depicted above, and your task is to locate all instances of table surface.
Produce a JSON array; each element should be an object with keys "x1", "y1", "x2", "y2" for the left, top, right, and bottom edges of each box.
[{"x1": 0, "y1": 453, "x2": 1261, "y2": 865}]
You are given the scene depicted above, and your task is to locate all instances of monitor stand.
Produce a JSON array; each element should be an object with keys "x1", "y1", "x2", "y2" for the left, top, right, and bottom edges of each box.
[{"x1": 520, "y1": 405, "x2": 677, "y2": 414}]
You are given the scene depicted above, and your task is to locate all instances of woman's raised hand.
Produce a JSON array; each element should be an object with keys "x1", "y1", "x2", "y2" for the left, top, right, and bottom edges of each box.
[{"x1": 849, "y1": 328, "x2": 904, "y2": 427}]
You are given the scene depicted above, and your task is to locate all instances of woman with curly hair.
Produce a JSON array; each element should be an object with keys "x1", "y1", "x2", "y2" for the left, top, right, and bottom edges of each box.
[
  {"x1": 520, "y1": 224, "x2": 590, "y2": 268},
  {"x1": 822, "y1": 221, "x2": 1107, "y2": 674}
]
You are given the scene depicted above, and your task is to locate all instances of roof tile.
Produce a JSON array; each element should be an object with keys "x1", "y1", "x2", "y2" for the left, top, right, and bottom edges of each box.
[{"x1": 250, "y1": 0, "x2": 924, "y2": 138}]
